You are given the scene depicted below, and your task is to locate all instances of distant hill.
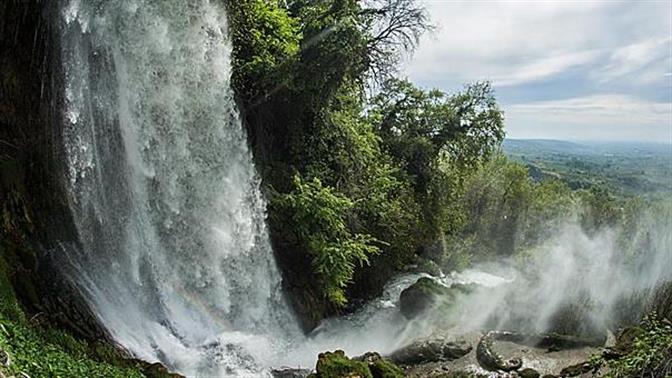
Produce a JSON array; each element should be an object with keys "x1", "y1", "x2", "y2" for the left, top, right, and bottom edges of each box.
[
  {"x1": 503, "y1": 139, "x2": 672, "y2": 158},
  {"x1": 503, "y1": 139, "x2": 593, "y2": 156},
  {"x1": 502, "y1": 139, "x2": 672, "y2": 196}
]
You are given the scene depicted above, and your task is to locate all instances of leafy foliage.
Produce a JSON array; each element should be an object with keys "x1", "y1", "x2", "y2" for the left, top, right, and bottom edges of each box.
[
  {"x1": 606, "y1": 314, "x2": 672, "y2": 377},
  {"x1": 226, "y1": 0, "x2": 300, "y2": 102},
  {"x1": 228, "y1": 0, "x2": 449, "y2": 310},
  {"x1": 225, "y1": 0, "x2": 667, "y2": 326},
  {"x1": 454, "y1": 154, "x2": 577, "y2": 258},
  {"x1": 227, "y1": 0, "x2": 510, "y2": 311},
  {"x1": 360, "y1": 0, "x2": 434, "y2": 81},
  {"x1": 369, "y1": 79, "x2": 504, "y2": 194},
  {"x1": 279, "y1": 175, "x2": 381, "y2": 306},
  {"x1": 579, "y1": 185, "x2": 623, "y2": 233},
  {"x1": 368, "y1": 79, "x2": 505, "y2": 237}
]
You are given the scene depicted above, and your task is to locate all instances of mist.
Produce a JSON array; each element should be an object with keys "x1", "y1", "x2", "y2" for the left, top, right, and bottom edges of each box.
[{"x1": 274, "y1": 198, "x2": 672, "y2": 369}]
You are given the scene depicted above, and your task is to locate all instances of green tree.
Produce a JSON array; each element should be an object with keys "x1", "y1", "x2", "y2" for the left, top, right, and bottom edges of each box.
[
  {"x1": 368, "y1": 79, "x2": 505, "y2": 238},
  {"x1": 580, "y1": 186, "x2": 622, "y2": 233},
  {"x1": 226, "y1": 0, "x2": 299, "y2": 102},
  {"x1": 455, "y1": 154, "x2": 577, "y2": 259}
]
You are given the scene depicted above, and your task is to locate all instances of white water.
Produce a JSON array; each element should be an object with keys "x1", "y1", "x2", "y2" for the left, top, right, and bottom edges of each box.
[{"x1": 60, "y1": 1, "x2": 301, "y2": 375}]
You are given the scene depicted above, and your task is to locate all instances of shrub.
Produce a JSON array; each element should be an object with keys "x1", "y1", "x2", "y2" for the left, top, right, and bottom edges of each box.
[
  {"x1": 279, "y1": 175, "x2": 380, "y2": 306},
  {"x1": 606, "y1": 314, "x2": 672, "y2": 377}
]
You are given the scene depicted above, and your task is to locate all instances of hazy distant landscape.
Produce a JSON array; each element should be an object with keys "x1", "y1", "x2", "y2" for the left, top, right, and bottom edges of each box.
[{"x1": 504, "y1": 139, "x2": 672, "y2": 197}]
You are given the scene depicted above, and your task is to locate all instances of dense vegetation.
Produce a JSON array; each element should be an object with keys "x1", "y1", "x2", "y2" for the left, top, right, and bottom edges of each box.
[
  {"x1": 225, "y1": 0, "x2": 671, "y2": 329},
  {"x1": 226, "y1": 0, "x2": 507, "y2": 325},
  {"x1": 605, "y1": 314, "x2": 672, "y2": 378}
]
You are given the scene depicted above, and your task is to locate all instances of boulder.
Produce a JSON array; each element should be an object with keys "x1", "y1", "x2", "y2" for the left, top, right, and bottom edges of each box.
[
  {"x1": 387, "y1": 337, "x2": 472, "y2": 365},
  {"x1": 476, "y1": 332, "x2": 522, "y2": 372},
  {"x1": 353, "y1": 352, "x2": 403, "y2": 378},
  {"x1": 518, "y1": 368, "x2": 541, "y2": 378},
  {"x1": 311, "y1": 350, "x2": 372, "y2": 378},
  {"x1": 558, "y1": 362, "x2": 593, "y2": 377},
  {"x1": 398, "y1": 278, "x2": 475, "y2": 319},
  {"x1": 399, "y1": 277, "x2": 443, "y2": 319}
]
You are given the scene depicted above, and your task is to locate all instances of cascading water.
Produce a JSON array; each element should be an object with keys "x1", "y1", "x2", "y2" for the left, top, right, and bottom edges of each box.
[
  {"x1": 60, "y1": 0, "x2": 301, "y2": 375},
  {"x1": 55, "y1": 1, "x2": 672, "y2": 376}
]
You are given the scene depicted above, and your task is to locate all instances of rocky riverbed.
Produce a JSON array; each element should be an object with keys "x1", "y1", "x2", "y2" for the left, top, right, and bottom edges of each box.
[
  {"x1": 272, "y1": 329, "x2": 611, "y2": 378},
  {"x1": 400, "y1": 332, "x2": 600, "y2": 377},
  {"x1": 270, "y1": 270, "x2": 671, "y2": 378}
]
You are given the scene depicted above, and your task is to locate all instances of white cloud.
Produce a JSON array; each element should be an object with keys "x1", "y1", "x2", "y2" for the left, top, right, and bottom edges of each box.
[
  {"x1": 495, "y1": 50, "x2": 598, "y2": 87},
  {"x1": 509, "y1": 95, "x2": 671, "y2": 125},
  {"x1": 402, "y1": 1, "x2": 672, "y2": 141},
  {"x1": 506, "y1": 95, "x2": 672, "y2": 141},
  {"x1": 404, "y1": 1, "x2": 671, "y2": 88},
  {"x1": 405, "y1": 1, "x2": 613, "y2": 84},
  {"x1": 592, "y1": 37, "x2": 672, "y2": 84}
]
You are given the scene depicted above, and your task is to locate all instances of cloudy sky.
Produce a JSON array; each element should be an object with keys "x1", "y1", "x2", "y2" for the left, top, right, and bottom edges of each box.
[{"x1": 402, "y1": 0, "x2": 672, "y2": 142}]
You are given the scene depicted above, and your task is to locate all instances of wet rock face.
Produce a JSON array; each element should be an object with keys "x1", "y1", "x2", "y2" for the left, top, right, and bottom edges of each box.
[
  {"x1": 387, "y1": 337, "x2": 472, "y2": 365},
  {"x1": 491, "y1": 331, "x2": 606, "y2": 351},
  {"x1": 398, "y1": 277, "x2": 475, "y2": 319},
  {"x1": 1, "y1": 1, "x2": 109, "y2": 341}
]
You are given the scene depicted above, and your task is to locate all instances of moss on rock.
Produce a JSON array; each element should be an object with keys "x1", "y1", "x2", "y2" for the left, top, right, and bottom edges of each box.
[
  {"x1": 398, "y1": 277, "x2": 475, "y2": 319},
  {"x1": 369, "y1": 358, "x2": 403, "y2": 378},
  {"x1": 354, "y1": 352, "x2": 403, "y2": 378},
  {"x1": 310, "y1": 350, "x2": 373, "y2": 378},
  {"x1": 309, "y1": 350, "x2": 405, "y2": 378},
  {"x1": 398, "y1": 277, "x2": 446, "y2": 319}
]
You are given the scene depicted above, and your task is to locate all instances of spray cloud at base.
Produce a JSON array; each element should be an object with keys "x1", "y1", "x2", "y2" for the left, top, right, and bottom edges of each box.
[
  {"x1": 278, "y1": 201, "x2": 672, "y2": 368},
  {"x1": 403, "y1": 204, "x2": 672, "y2": 339}
]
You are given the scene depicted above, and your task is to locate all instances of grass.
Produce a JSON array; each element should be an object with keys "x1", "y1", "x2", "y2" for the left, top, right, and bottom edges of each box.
[{"x1": 0, "y1": 249, "x2": 146, "y2": 378}]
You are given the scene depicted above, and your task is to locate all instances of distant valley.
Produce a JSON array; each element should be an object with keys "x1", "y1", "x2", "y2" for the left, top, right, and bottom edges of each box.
[{"x1": 503, "y1": 139, "x2": 672, "y2": 197}]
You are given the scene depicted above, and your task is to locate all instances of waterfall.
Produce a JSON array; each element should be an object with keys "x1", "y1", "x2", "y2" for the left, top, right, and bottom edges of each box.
[
  {"x1": 56, "y1": 2, "x2": 671, "y2": 377},
  {"x1": 59, "y1": 0, "x2": 301, "y2": 375}
]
